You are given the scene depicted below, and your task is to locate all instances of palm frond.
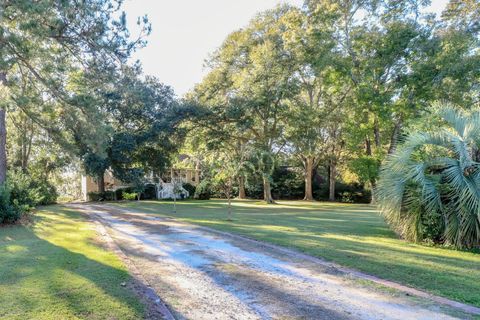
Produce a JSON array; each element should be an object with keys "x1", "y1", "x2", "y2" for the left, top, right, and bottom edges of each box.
[{"x1": 377, "y1": 103, "x2": 480, "y2": 249}]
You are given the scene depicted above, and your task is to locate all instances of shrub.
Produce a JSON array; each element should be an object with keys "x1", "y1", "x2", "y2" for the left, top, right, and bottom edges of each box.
[
  {"x1": 244, "y1": 176, "x2": 264, "y2": 199},
  {"x1": 142, "y1": 184, "x2": 157, "y2": 200},
  {"x1": 194, "y1": 180, "x2": 211, "y2": 200},
  {"x1": 104, "y1": 191, "x2": 116, "y2": 201},
  {"x1": 87, "y1": 191, "x2": 116, "y2": 201},
  {"x1": 271, "y1": 166, "x2": 304, "y2": 199},
  {"x1": 8, "y1": 171, "x2": 57, "y2": 206},
  {"x1": 314, "y1": 181, "x2": 371, "y2": 203},
  {"x1": 340, "y1": 191, "x2": 355, "y2": 203},
  {"x1": 0, "y1": 172, "x2": 58, "y2": 224},
  {"x1": 122, "y1": 191, "x2": 138, "y2": 201},
  {"x1": 0, "y1": 185, "x2": 22, "y2": 224},
  {"x1": 377, "y1": 105, "x2": 480, "y2": 249},
  {"x1": 115, "y1": 187, "x2": 130, "y2": 200},
  {"x1": 182, "y1": 183, "x2": 196, "y2": 198},
  {"x1": 87, "y1": 191, "x2": 103, "y2": 201}
]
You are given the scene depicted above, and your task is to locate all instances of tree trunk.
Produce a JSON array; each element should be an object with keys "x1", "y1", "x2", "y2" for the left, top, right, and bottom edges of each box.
[
  {"x1": 370, "y1": 178, "x2": 376, "y2": 204},
  {"x1": 304, "y1": 156, "x2": 314, "y2": 201},
  {"x1": 195, "y1": 159, "x2": 200, "y2": 184},
  {"x1": 263, "y1": 177, "x2": 274, "y2": 204},
  {"x1": 97, "y1": 173, "x2": 105, "y2": 193},
  {"x1": 365, "y1": 137, "x2": 372, "y2": 156},
  {"x1": 388, "y1": 120, "x2": 402, "y2": 155},
  {"x1": 373, "y1": 117, "x2": 381, "y2": 148},
  {"x1": 0, "y1": 72, "x2": 7, "y2": 185},
  {"x1": 238, "y1": 175, "x2": 246, "y2": 199},
  {"x1": 227, "y1": 195, "x2": 232, "y2": 220},
  {"x1": 328, "y1": 161, "x2": 336, "y2": 201}
]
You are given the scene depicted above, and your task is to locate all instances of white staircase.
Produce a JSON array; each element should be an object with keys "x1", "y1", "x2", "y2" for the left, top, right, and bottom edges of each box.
[{"x1": 156, "y1": 179, "x2": 189, "y2": 199}]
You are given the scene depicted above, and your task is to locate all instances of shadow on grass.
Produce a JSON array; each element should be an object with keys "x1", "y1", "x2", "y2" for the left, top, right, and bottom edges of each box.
[
  {"x1": 107, "y1": 200, "x2": 480, "y2": 307},
  {"x1": 91, "y1": 210, "x2": 352, "y2": 319},
  {"x1": 0, "y1": 207, "x2": 144, "y2": 319}
]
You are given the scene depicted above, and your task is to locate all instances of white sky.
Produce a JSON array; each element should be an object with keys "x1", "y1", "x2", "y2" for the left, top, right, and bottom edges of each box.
[{"x1": 123, "y1": 0, "x2": 448, "y2": 97}]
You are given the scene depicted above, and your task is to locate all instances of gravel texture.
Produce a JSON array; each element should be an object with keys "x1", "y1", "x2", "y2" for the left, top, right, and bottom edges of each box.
[{"x1": 74, "y1": 203, "x2": 470, "y2": 320}]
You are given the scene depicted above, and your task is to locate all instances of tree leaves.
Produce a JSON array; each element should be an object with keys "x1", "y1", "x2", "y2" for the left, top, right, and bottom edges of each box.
[{"x1": 377, "y1": 104, "x2": 480, "y2": 248}]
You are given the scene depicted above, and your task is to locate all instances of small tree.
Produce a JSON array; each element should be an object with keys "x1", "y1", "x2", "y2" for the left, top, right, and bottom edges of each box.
[
  {"x1": 171, "y1": 176, "x2": 183, "y2": 214},
  {"x1": 207, "y1": 151, "x2": 244, "y2": 219},
  {"x1": 212, "y1": 167, "x2": 235, "y2": 220}
]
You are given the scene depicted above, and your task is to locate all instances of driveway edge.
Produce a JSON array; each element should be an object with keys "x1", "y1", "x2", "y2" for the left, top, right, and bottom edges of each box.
[
  {"x1": 71, "y1": 203, "x2": 176, "y2": 320},
  {"x1": 184, "y1": 220, "x2": 480, "y2": 316}
]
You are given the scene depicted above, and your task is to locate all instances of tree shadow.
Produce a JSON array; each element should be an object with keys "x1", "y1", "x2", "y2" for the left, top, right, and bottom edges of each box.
[
  {"x1": 98, "y1": 204, "x2": 480, "y2": 308},
  {"x1": 93, "y1": 215, "x2": 352, "y2": 319},
  {"x1": 0, "y1": 208, "x2": 145, "y2": 319}
]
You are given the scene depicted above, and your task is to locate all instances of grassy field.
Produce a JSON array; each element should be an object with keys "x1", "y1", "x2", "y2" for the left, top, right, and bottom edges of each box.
[
  {"x1": 112, "y1": 199, "x2": 480, "y2": 307},
  {"x1": 0, "y1": 206, "x2": 144, "y2": 320}
]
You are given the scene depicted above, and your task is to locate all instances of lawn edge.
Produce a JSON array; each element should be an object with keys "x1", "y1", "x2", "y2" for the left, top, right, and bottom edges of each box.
[
  {"x1": 104, "y1": 202, "x2": 480, "y2": 316},
  {"x1": 197, "y1": 225, "x2": 480, "y2": 316},
  {"x1": 69, "y1": 204, "x2": 176, "y2": 320}
]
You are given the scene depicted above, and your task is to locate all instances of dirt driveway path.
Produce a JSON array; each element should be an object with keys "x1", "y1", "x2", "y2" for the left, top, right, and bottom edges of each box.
[{"x1": 72, "y1": 203, "x2": 471, "y2": 320}]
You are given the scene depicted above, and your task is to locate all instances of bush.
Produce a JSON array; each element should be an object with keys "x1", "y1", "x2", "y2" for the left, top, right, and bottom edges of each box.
[
  {"x1": 104, "y1": 191, "x2": 115, "y2": 201},
  {"x1": 142, "y1": 184, "x2": 157, "y2": 200},
  {"x1": 194, "y1": 180, "x2": 211, "y2": 200},
  {"x1": 0, "y1": 172, "x2": 58, "y2": 224},
  {"x1": 122, "y1": 191, "x2": 138, "y2": 201},
  {"x1": 244, "y1": 177, "x2": 264, "y2": 199},
  {"x1": 115, "y1": 188, "x2": 129, "y2": 200},
  {"x1": 314, "y1": 181, "x2": 371, "y2": 203},
  {"x1": 87, "y1": 191, "x2": 116, "y2": 201},
  {"x1": 0, "y1": 185, "x2": 22, "y2": 224},
  {"x1": 87, "y1": 191, "x2": 103, "y2": 201},
  {"x1": 271, "y1": 166, "x2": 304, "y2": 199},
  {"x1": 182, "y1": 183, "x2": 196, "y2": 198},
  {"x1": 377, "y1": 105, "x2": 480, "y2": 248},
  {"x1": 8, "y1": 171, "x2": 57, "y2": 206}
]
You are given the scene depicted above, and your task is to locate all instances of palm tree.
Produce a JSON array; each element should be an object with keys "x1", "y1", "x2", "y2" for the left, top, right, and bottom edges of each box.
[{"x1": 376, "y1": 104, "x2": 480, "y2": 249}]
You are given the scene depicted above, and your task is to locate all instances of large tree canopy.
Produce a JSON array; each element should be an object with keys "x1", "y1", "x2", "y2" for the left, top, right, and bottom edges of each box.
[
  {"x1": 0, "y1": 0, "x2": 150, "y2": 184},
  {"x1": 187, "y1": 0, "x2": 479, "y2": 214}
]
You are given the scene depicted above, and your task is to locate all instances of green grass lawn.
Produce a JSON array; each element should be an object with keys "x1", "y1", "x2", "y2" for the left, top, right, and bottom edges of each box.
[
  {"x1": 112, "y1": 199, "x2": 480, "y2": 307},
  {"x1": 0, "y1": 206, "x2": 144, "y2": 320}
]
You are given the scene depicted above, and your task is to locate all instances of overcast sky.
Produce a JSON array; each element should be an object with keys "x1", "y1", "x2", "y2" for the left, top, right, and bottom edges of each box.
[{"x1": 123, "y1": 0, "x2": 448, "y2": 97}]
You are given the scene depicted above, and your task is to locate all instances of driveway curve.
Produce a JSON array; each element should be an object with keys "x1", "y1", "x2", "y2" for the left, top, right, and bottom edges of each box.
[{"x1": 72, "y1": 203, "x2": 469, "y2": 320}]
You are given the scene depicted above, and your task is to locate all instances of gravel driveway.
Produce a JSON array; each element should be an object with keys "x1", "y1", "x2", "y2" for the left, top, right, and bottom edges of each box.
[{"x1": 73, "y1": 203, "x2": 470, "y2": 320}]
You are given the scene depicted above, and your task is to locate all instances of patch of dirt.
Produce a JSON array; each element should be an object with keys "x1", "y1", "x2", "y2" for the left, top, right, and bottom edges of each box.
[{"x1": 71, "y1": 203, "x2": 474, "y2": 320}]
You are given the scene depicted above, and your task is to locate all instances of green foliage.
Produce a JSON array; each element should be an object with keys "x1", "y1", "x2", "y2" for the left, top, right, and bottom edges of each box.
[
  {"x1": 0, "y1": 171, "x2": 57, "y2": 224},
  {"x1": 142, "y1": 184, "x2": 157, "y2": 200},
  {"x1": 122, "y1": 191, "x2": 138, "y2": 201},
  {"x1": 348, "y1": 156, "x2": 381, "y2": 185},
  {"x1": 271, "y1": 167, "x2": 304, "y2": 199},
  {"x1": 87, "y1": 191, "x2": 115, "y2": 202},
  {"x1": 315, "y1": 181, "x2": 371, "y2": 203},
  {"x1": 10, "y1": 170, "x2": 57, "y2": 206},
  {"x1": 377, "y1": 104, "x2": 480, "y2": 248},
  {"x1": 0, "y1": 0, "x2": 152, "y2": 185},
  {"x1": 194, "y1": 180, "x2": 212, "y2": 200},
  {"x1": 182, "y1": 183, "x2": 196, "y2": 198},
  {"x1": 0, "y1": 185, "x2": 21, "y2": 224}
]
